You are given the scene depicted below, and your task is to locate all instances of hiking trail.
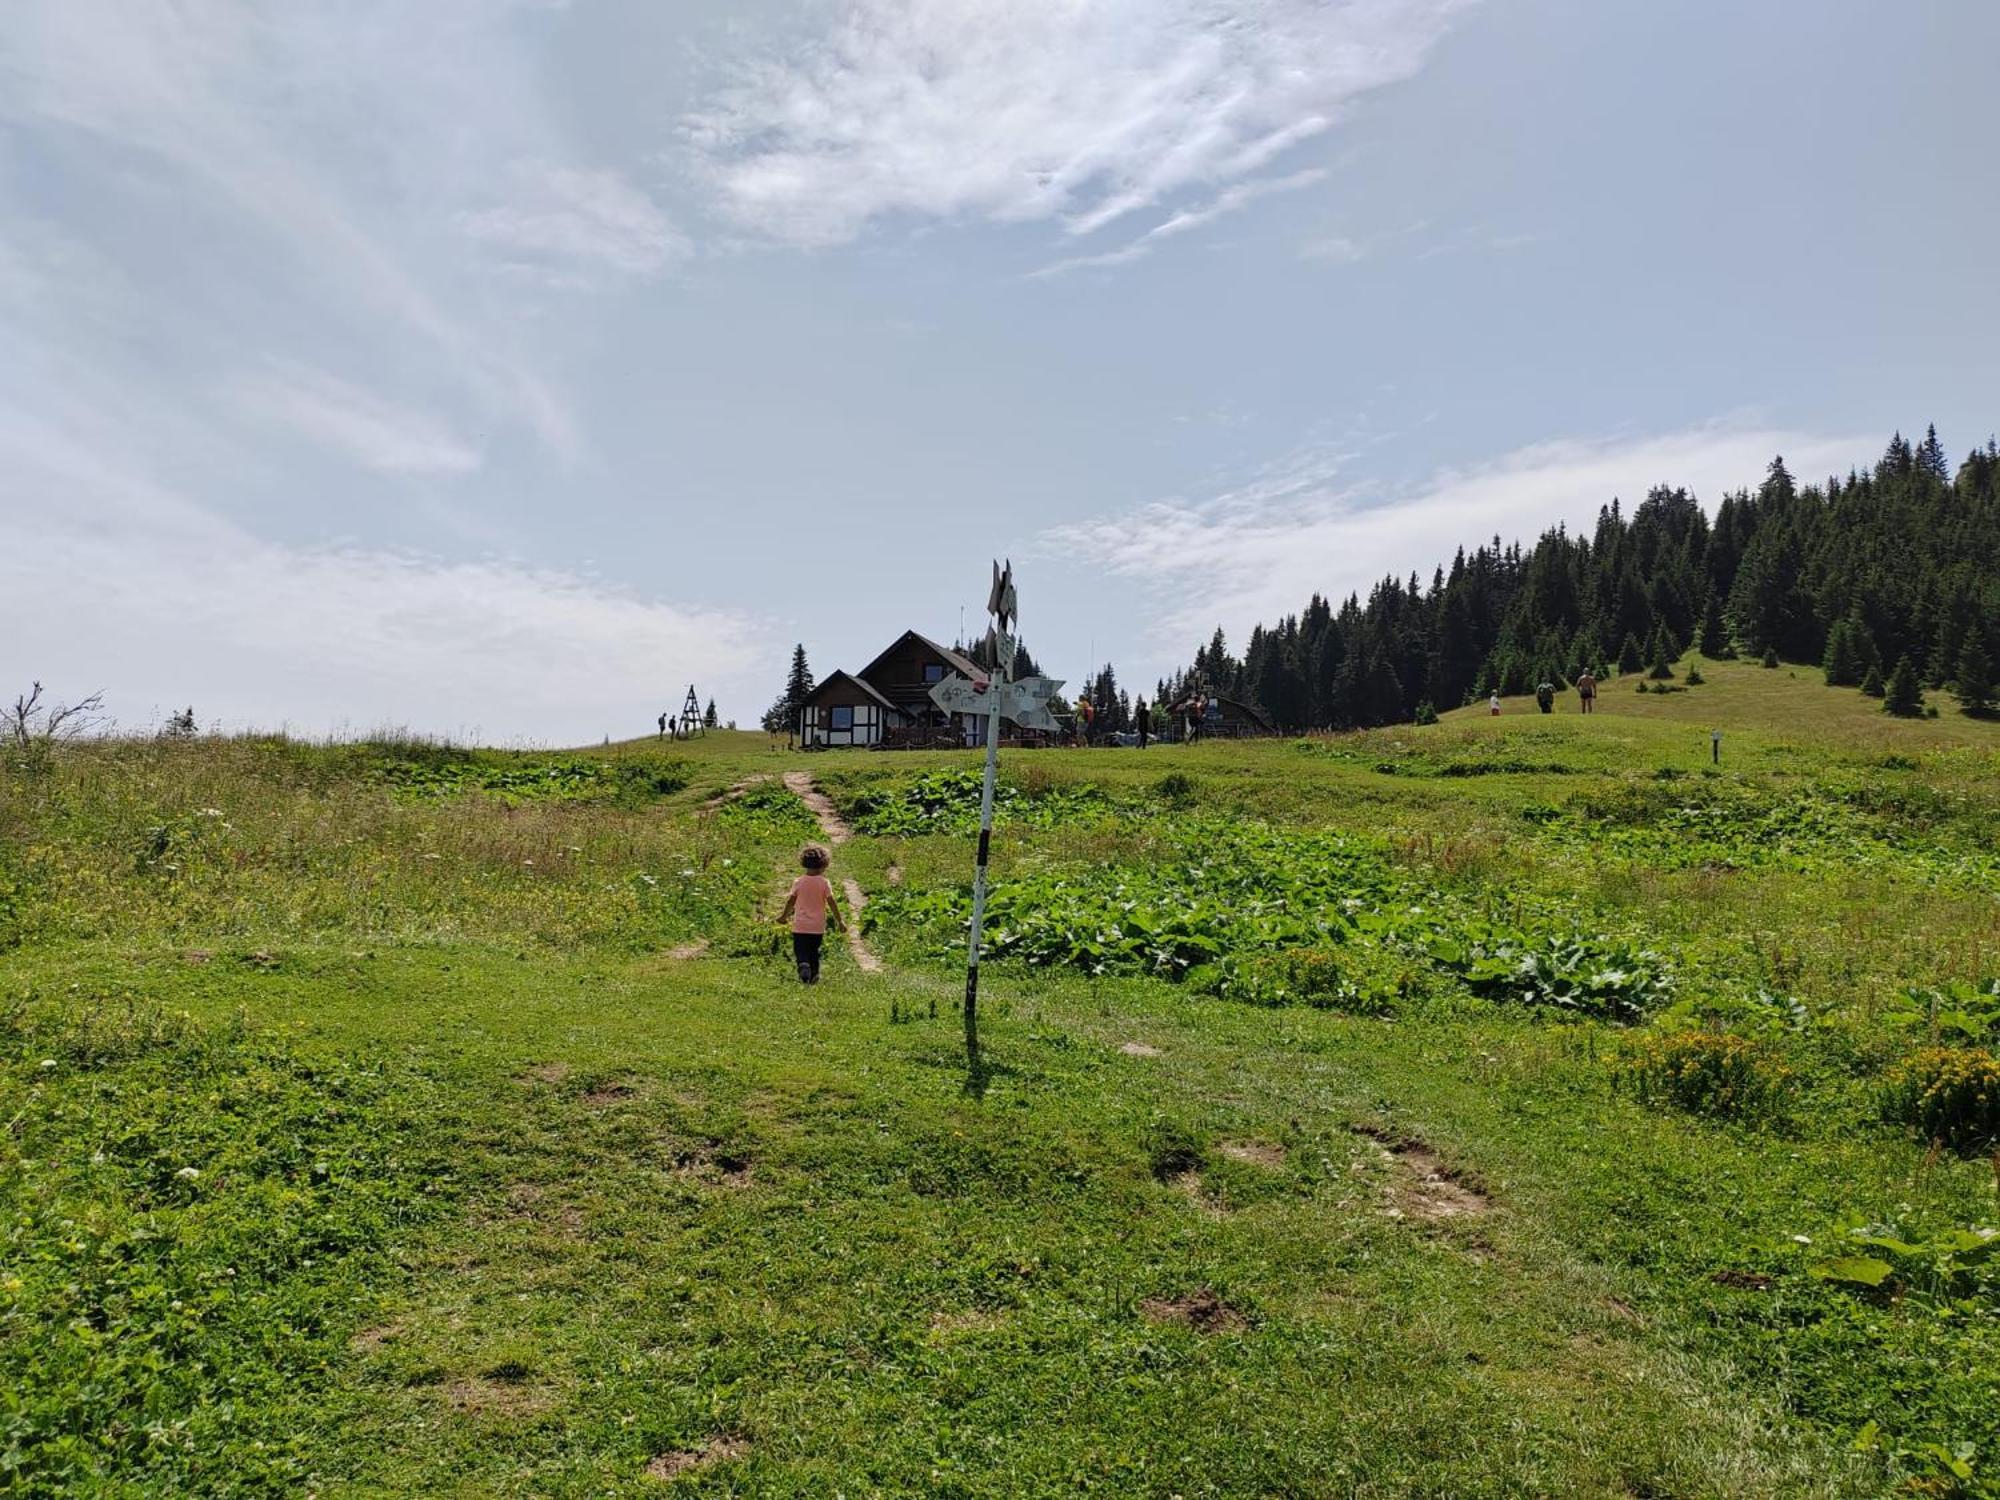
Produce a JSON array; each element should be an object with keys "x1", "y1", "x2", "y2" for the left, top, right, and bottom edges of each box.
[{"x1": 783, "y1": 770, "x2": 881, "y2": 973}]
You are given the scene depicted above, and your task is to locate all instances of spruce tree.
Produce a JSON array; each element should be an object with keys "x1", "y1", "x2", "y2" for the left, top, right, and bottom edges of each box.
[
  {"x1": 1859, "y1": 661, "x2": 1885, "y2": 698},
  {"x1": 785, "y1": 644, "x2": 815, "y2": 708},
  {"x1": 1821, "y1": 619, "x2": 1861, "y2": 686},
  {"x1": 1954, "y1": 636, "x2": 1995, "y2": 717},
  {"x1": 1697, "y1": 592, "x2": 1731, "y2": 658},
  {"x1": 1883, "y1": 655, "x2": 1924, "y2": 717},
  {"x1": 1618, "y1": 633, "x2": 1644, "y2": 675},
  {"x1": 1647, "y1": 625, "x2": 1676, "y2": 680},
  {"x1": 704, "y1": 699, "x2": 719, "y2": 729}
]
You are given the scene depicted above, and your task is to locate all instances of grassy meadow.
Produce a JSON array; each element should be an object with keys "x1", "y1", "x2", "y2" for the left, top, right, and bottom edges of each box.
[{"x1": 3, "y1": 655, "x2": 1999, "y2": 1496}]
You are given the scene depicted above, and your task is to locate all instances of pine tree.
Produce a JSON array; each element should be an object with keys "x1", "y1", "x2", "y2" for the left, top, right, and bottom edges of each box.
[
  {"x1": 1618, "y1": 633, "x2": 1644, "y2": 675},
  {"x1": 1954, "y1": 635, "x2": 1995, "y2": 717},
  {"x1": 1859, "y1": 661, "x2": 1885, "y2": 698},
  {"x1": 785, "y1": 644, "x2": 815, "y2": 708},
  {"x1": 1883, "y1": 655, "x2": 1924, "y2": 717},
  {"x1": 1821, "y1": 619, "x2": 1861, "y2": 686},
  {"x1": 1697, "y1": 592, "x2": 1731, "y2": 658},
  {"x1": 1647, "y1": 625, "x2": 1676, "y2": 680},
  {"x1": 763, "y1": 644, "x2": 817, "y2": 733}
]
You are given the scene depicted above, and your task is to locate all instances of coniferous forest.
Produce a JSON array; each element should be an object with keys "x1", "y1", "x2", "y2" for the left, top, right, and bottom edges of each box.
[{"x1": 1156, "y1": 427, "x2": 2000, "y2": 728}]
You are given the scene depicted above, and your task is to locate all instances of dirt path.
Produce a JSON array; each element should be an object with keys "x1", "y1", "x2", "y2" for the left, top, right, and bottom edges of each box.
[
  {"x1": 781, "y1": 771, "x2": 853, "y2": 844},
  {"x1": 782, "y1": 770, "x2": 880, "y2": 973}
]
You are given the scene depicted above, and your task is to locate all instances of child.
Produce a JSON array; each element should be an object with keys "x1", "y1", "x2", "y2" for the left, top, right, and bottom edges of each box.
[{"x1": 778, "y1": 843, "x2": 843, "y2": 985}]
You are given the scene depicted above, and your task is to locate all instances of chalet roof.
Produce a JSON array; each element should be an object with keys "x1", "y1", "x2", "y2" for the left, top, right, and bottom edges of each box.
[
  {"x1": 801, "y1": 669, "x2": 900, "y2": 714},
  {"x1": 1220, "y1": 695, "x2": 1276, "y2": 733},
  {"x1": 858, "y1": 629, "x2": 980, "y2": 684}
]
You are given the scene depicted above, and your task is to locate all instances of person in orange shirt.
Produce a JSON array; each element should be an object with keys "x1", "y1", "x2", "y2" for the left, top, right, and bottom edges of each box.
[{"x1": 778, "y1": 842, "x2": 844, "y2": 985}]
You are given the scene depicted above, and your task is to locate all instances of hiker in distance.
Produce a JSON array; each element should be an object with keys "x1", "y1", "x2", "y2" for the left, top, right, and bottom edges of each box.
[
  {"x1": 1577, "y1": 668, "x2": 1598, "y2": 714},
  {"x1": 1490, "y1": 691, "x2": 1502, "y2": 716},
  {"x1": 778, "y1": 842, "x2": 844, "y2": 985},
  {"x1": 658, "y1": 711, "x2": 667, "y2": 738},
  {"x1": 1134, "y1": 695, "x2": 1149, "y2": 750}
]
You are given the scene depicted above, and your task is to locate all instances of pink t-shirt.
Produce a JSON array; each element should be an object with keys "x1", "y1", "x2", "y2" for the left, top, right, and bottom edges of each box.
[{"x1": 789, "y1": 874, "x2": 833, "y2": 934}]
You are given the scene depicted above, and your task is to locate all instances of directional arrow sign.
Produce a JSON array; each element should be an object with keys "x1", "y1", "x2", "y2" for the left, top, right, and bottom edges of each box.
[{"x1": 928, "y1": 672, "x2": 1064, "y2": 730}]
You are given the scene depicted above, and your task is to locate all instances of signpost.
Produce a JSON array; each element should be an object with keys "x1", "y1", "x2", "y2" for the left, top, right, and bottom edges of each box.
[
  {"x1": 929, "y1": 559, "x2": 1063, "y2": 1075},
  {"x1": 1711, "y1": 728, "x2": 1722, "y2": 765}
]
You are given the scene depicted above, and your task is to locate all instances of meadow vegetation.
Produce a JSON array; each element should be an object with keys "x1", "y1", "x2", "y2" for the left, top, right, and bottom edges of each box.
[{"x1": 4, "y1": 657, "x2": 1999, "y2": 1495}]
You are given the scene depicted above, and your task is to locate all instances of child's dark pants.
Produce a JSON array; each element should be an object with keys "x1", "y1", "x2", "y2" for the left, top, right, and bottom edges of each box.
[{"x1": 792, "y1": 932, "x2": 824, "y2": 984}]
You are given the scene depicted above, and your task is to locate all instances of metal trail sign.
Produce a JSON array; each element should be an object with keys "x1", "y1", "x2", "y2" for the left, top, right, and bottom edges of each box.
[{"x1": 932, "y1": 558, "x2": 1060, "y2": 1076}]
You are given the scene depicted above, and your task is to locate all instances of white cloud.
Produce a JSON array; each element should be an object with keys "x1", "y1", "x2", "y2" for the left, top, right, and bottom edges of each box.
[
  {"x1": 1300, "y1": 234, "x2": 1365, "y2": 263},
  {"x1": 231, "y1": 363, "x2": 481, "y2": 476},
  {"x1": 0, "y1": 0, "x2": 583, "y2": 456},
  {"x1": 0, "y1": 405, "x2": 768, "y2": 743},
  {"x1": 459, "y1": 161, "x2": 689, "y2": 280},
  {"x1": 1029, "y1": 168, "x2": 1326, "y2": 277},
  {"x1": 1045, "y1": 423, "x2": 1873, "y2": 651},
  {"x1": 686, "y1": 0, "x2": 1472, "y2": 249}
]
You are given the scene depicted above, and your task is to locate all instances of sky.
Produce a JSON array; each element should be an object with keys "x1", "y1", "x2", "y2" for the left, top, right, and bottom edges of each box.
[{"x1": 4, "y1": 0, "x2": 1996, "y2": 742}]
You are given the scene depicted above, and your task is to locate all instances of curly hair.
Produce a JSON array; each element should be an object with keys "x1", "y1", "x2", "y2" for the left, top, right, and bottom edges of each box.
[{"x1": 800, "y1": 842, "x2": 831, "y2": 871}]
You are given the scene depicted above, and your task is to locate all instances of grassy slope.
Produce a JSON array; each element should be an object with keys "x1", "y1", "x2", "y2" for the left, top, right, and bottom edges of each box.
[{"x1": 4, "y1": 662, "x2": 1998, "y2": 1496}]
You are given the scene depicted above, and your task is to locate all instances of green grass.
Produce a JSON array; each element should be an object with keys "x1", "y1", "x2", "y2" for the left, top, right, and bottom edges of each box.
[{"x1": 4, "y1": 663, "x2": 1999, "y2": 1495}]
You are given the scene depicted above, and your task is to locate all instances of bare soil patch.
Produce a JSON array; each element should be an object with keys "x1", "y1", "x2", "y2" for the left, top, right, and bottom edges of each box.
[
  {"x1": 673, "y1": 1142, "x2": 755, "y2": 1188},
  {"x1": 928, "y1": 1307, "x2": 1008, "y2": 1338},
  {"x1": 702, "y1": 775, "x2": 771, "y2": 812},
  {"x1": 580, "y1": 1079, "x2": 638, "y2": 1109},
  {"x1": 1359, "y1": 1126, "x2": 1491, "y2": 1221},
  {"x1": 782, "y1": 770, "x2": 853, "y2": 843},
  {"x1": 516, "y1": 1061, "x2": 570, "y2": 1087},
  {"x1": 1218, "y1": 1139, "x2": 1286, "y2": 1168},
  {"x1": 646, "y1": 1436, "x2": 748, "y2": 1481},
  {"x1": 664, "y1": 939, "x2": 710, "y2": 960},
  {"x1": 839, "y1": 878, "x2": 883, "y2": 972},
  {"x1": 1712, "y1": 1269, "x2": 1775, "y2": 1291},
  {"x1": 1140, "y1": 1288, "x2": 1247, "y2": 1334},
  {"x1": 1118, "y1": 1041, "x2": 1162, "y2": 1057},
  {"x1": 885, "y1": 863, "x2": 904, "y2": 885},
  {"x1": 444, "y1": 1378, "x2": 551, "y2": 1420},
  {"x1": 348, "y1": 1321, "x2": 403, "y2": 1353}
]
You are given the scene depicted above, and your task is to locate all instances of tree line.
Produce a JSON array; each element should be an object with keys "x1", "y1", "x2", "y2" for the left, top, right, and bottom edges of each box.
[{"x1": 1151, "y1": 426, "x2": 1999, "y2": 727}]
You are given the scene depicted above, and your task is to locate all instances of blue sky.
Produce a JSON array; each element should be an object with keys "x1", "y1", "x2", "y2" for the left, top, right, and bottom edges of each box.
[{"x1": 4, "y1": 0, "x2": 1996, "y2": 741}]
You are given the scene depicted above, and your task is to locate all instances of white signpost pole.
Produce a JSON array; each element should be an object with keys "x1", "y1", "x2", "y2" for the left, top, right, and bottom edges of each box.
[{"x1": 961, "y1": 560, "x2": 1017, "y2": 1074}]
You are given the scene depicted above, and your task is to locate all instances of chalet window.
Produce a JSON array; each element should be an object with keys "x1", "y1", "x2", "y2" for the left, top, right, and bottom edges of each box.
[
  {"x1": 830, "y1": 705, "x2": 854, "y2": 730},
  {"x1": 923, "y1": 663, "x2": 944, "y2": 684}
]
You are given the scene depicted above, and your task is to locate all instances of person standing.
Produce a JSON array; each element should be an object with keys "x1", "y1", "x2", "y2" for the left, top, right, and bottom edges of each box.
[
  {"x1": 1134, "y1": 696, "x2": 1149, "y2": 750},
  {"x1": 1577, "y1": 668, "x2": 1597, "y2": 715},
  {"x1": 658, "y1": 711, "x2": 667, "y2": 738},
  {"x1": 1489, "y1": 692, "x2": 1502, "y2": 716},
  {"x1": 1535, "y1": 681, "x2": 1555, "y2": 714},
  {"x1": 1075, "y1": 692, "x2": 1095, "y2": 747}
]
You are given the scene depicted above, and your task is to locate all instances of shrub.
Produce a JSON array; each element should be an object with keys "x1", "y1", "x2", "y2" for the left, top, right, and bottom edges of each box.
[
  {"x1": 1761, "y1": 648, "x2": 1780, "y2": 668},
  {"x1": 1153, "y1": 771, "x2": 1199, "y2": 808},
  {"x1": 1412, "y1": 701, "x2": 1439, "y2": 726},
  {"x1": 1617, "y1": 1030, "x2": 1793, "y2": 1120},
  {"x1": 1883, "y1": 1047, "x2": 2000, "y2": 1148},
  {"x1": 1685, "y1": 666, "x2": 1705, "y2": 685}
]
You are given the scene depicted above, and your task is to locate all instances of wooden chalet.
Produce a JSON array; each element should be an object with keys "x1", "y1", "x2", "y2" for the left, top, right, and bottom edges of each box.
[
  {"x1": 799, "y1": 630, "x2": 985, "y2": 750},
  {"x1": 1159, "y1": 693, "x2": 1277, "y2": 742}
]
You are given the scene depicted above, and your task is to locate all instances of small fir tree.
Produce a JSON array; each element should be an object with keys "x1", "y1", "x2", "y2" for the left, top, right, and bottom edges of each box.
[
  {"x1": 1883, "y1": 655, "x2": 1924, "y2": 717},
  {"x1": 1859, "y1": 661, "x2": 1885, "y2": 698},
  {"x1": 1697, "y1": 592, "x2": 1732, "y2": 658},
  {"x1": 1822, "y1": 619, "x2": 1862, "y2": 686},
  {"x1": 1954, "y1": 636, "x2": 1995, "y2": 717},
  {"x1": 1761, "y1": 647, "x2": 1780, "y2": 669},
  {"x1": 704, "y1": 699, "x2": 719, "y2": 729},
  {"x1": 1618, "y1": 633, "x2": 1645, "y2": 675},
  {"x1": 1647, "y1": 625, "x2": 1676, "y2": 680}
]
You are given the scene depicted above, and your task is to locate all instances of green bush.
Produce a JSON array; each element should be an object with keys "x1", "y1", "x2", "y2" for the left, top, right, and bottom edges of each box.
[
  {"x1": 1883, "y1": 1046, "x2": 2000, "y2": 1148},
  {"x1": 1617, "y1": 1029, "x2": 1793, "y2": 1120}
]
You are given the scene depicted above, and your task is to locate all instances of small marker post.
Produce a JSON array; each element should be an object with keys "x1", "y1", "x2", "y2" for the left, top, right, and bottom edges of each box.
[{"x1": 1711, "y1": 728, "x2": 1721, "y2": 765}]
